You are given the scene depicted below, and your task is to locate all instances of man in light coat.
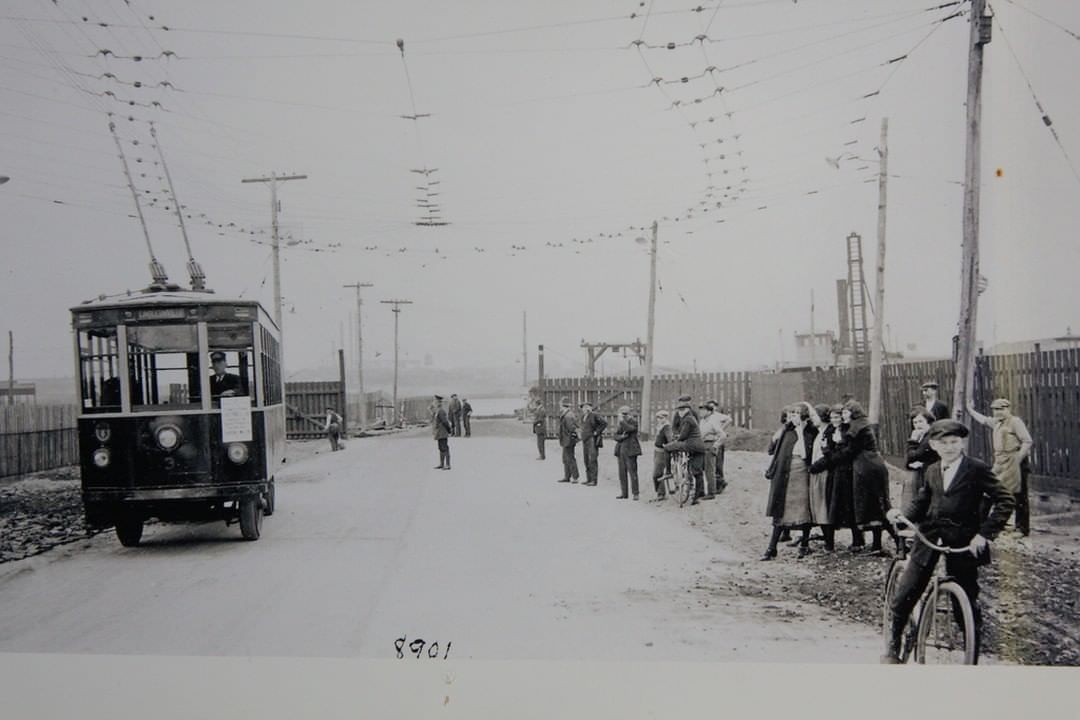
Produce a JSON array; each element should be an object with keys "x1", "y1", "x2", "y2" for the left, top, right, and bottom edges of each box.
[{"x1": 557, "y1": 397, "x2": 580, "y2": 483}]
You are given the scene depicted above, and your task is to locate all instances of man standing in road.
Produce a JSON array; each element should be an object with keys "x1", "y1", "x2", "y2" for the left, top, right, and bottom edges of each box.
[
  {"x1": 448, "y1": 394, "x2": 463, "y2": 437},
  {"x1": 461, "y1": 398, "x2": 473, "y2": 437},
  {"x1": 613, "y1": 405, "x2": 642, "y2": 500},
  {"x1": 921, "y1": 381, "x2": 950, "y2": 421},
  {"x1": 432, "y1": 394, "x2": 453, "y2": 470},
  {"x1": 698, "y1": 402, "x2": 723, "y2": 500},
  {"x1": 532, "y1": 400, "x2": 548, "y2": 460},
  {"x1": 557, "y1": 397, "x2": 580, "y2": 484},
  {"x1": 967, "y1": 397, "x2": 1033, "y2": 536},
  {"x1": 324, "y1": 406, "x2": 344, "y2": 452},
  {"x1": 579, "y1": 400, "x2": 607, "y2": 487}
]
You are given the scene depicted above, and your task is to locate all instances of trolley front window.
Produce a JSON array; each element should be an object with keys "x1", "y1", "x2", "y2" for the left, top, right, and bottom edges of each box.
[
  {"x1": 77, "y1": 328, "x2": 120, "y2": 413},
  {"x1": 127, "y1": 324, "x2": 202, "y2": 410}
]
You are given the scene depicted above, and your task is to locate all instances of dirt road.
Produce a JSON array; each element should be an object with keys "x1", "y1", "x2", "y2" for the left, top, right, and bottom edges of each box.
[{"x1": 0, "y1": 419, "x2": 882, "y2": 661}]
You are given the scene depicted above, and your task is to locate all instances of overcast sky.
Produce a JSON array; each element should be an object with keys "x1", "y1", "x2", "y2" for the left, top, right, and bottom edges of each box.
[{"x1": 2, "y1": 0, "x2": 1078, "y2": 384}]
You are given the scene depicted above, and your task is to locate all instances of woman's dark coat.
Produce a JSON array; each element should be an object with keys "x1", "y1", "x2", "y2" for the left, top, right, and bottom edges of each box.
[{"x1": 764, "y1": 423, "x2": 818, "y2": 519}]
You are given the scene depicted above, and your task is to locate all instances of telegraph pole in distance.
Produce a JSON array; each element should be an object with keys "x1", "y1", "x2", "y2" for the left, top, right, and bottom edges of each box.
[
  {"x1": 522, "y1": 311, "x2": 528, "y2": 387},
  {"x1": 344, "y1": 282, "x2": 374, "y2": 428},
  {"x1": 241, "y1": 172, "x2": 308, "y2": 329},
  {"x1": 954, "y1": 0, "x2": 991, "y2": 423},
  {"x1": 641, "y1": 220, "x2": 658, "y2": 438},
  {"x1": 381, "y1": 299, "x2": 413, "y2": 426},
  {"x1": 868, "y1": 117, "x2": 888, "y2": 427}
]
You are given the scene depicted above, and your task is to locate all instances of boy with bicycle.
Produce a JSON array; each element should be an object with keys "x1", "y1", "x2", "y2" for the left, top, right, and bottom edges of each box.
[{"x1": 882, "y1": 419, "x2": 1014, "y2": 664}]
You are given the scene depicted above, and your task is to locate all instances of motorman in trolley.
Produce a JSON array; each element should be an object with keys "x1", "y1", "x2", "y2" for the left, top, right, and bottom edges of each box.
[
  {"x1": 209, "y1": 350, "x2": 244, "y2": 399},
  {"x1": 882, "y1": 419, "x2": 1014, "y2": 664}
]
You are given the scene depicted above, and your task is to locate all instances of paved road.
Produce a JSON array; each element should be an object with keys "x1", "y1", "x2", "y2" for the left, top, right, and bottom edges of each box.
[{"x1": 0, "y1": 420, "x2": 880, "y2": 661}]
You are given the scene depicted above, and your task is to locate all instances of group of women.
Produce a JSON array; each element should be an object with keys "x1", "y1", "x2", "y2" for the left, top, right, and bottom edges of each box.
[{"x1": 762, "y1": 399, "x2": 936, "y2": 561}]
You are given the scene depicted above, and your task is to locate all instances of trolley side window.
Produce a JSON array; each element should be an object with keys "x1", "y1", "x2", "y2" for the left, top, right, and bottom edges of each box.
[
  {"x1": 126, "y1": 324, "x2": 202, "y2": 410},
  {"x1": 207, "y1": 323, "x2": 254, "y2": 405},
  {"x1": 78, "y1": 328, "x2": 121, "y2": 413},
  {"x1": 260, "y1": 326, "x2": 282, "y2": 406}
]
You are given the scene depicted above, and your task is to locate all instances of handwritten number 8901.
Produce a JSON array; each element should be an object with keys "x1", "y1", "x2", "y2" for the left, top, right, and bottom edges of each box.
[{"x1": 395, "y1": 636, "x2": 452, "y2": 659}]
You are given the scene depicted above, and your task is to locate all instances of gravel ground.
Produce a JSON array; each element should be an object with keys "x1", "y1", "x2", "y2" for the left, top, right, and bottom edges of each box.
[{"x1": 2, "y1": 433, "x2": 1077, "y2": 665}]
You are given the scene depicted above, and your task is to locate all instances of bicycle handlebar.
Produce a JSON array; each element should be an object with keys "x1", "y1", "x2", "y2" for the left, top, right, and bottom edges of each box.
[{"x1": 889, "y1": 513, "x2": 978, "y2": 555}]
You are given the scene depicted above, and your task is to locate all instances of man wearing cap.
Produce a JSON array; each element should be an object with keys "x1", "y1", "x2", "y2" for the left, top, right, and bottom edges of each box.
[
  {"x1": 882, "y1": 419, "x2": 1014, "y2": 664},
  {"x1": 209, "y1": 351, "x2": 244, "y2": 399},
  {"x1": 666, "y1": 396, "x2": 707, "y2": 504},
  {"x1": 613, "y1": 405, "x2": 642, "y2": 500},
  {"x1": 699, "y1": 401, "x2": 727, "y2": 499},
  {"x1": 531, "y1": 399, "x2": 548, "y2": 460},
  {"x1": 652, "y1": 410, "x2": 674, "y2": 500},
  {"x1": 967, "y1": 398, "x2": 1033, "y2": 536},
  {"x1": 920, "y1": 381, "x2": 950, "y2": 421},
  {"x1": 431, "y1": 395, "x2": 453, "y2": 470},
  {"x1": 448, "y1": 394, "x2": 462, "y2": 437},
  {"x1": 557, "y1": 398, "x2": 581, "y2": 483},
  {"x1": 461, "y1": 398, "x2": 473, "y2": 437},
  {"x1": 579, "y1": 401, "x2": 608, "y2": 487}
]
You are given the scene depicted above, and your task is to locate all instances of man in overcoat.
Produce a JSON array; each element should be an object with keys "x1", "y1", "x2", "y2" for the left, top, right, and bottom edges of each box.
[
  {"x1": 431, "y1": 395, "x2": 453, "y2": 470},
  {"x1": 920, "y1": 381, "x2": 950, "y2": 421},
  {"x1": 613, "y1": 405, "x2": 642, "y2": 500},
  {"x1": 579, "y1": 400, "x2": 608, "y2": 487},
  {"x1": 557, "y1": 397, "x2": 580, "y2": 483},
  {"x1": 531, "y1": 401, "x2": 548, "y2": 460},
  {"x1": 666, "y1": 396, "x2": 707, "y2": 504},
  {"x1": 448, "y1": 394, "x2": 462, "y2": 436},
  {"x1": 883, "y1": 419, "x2": 1015, "y2": 664}
]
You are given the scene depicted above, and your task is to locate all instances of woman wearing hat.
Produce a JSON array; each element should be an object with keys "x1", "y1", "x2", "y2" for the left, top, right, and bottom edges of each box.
[
  {"x1": 809, "y1": 404, "x2": 861, "y2": 551},
  {"x1": 841, "y1": 400, "x2": 897, "y2": 554},
  {"x1": 762, "y1": 404, "x2": 818, "y2": 559},
  {"x1": 613, "y1": 406, "x2": 642, "y2": 500},
  {"x1": 903, "y1": 408, "x2": 939, "y2": 512}
]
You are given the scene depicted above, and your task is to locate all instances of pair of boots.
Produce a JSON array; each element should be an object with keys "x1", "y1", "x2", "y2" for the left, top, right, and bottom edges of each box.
[{"x1": 434, "y1": 450, "x2": 451, "y2": 470}]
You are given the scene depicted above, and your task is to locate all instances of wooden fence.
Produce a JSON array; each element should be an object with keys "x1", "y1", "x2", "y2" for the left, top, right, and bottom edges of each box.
[
  {"x1": 285, "y1": 381, "x2": 346, "y2": 439},
  {"x1": 0, "y1": 404, "x2": 79, "y2": 478}
]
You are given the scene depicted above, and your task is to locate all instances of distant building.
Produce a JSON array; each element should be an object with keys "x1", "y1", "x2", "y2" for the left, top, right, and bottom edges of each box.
[
  {"x1": 794, "y1": 330, "x2": 836, "y2": 369},
  {"x1": 986, "y1": 328, "x2": 1080, "y2": 355}
]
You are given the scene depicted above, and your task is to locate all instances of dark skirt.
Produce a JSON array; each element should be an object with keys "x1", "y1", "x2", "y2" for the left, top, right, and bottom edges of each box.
[
  {"x1": 828, "y1": 463, "x2": 856, "y2": 528},
  {"x1": 852, "y1": 452, "x2": 890, "y2": 528}
]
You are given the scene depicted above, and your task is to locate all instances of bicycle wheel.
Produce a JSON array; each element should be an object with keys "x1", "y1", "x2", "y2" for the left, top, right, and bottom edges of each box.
[
  {"x1": 882, "y1": 560, "x2": 918, "y2": 662},
  {"x1": 675, "y1": 459, "x2": 693, "y2": 507},
  {"x1": 915, "y1": 580, "x2": 977, "y2": 664}
]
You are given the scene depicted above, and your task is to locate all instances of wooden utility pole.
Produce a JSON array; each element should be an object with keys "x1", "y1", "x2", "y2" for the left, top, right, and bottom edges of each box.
[
  {"x1": 954, "y1": 0, "x2": 991, "y2": 423},
  {"x1": 537, "y1": 344, "x2": 545, "y2": 389},
  {"x1": 641, "y1": 220, "x2": 658, "y2": 437},
  {"x1": 344, "y1": 282, "x2": 374, "y2": 427},
  {"x1": 522, "y1": 311, "x2": 528, "y2": 387},
  {"x1": 241, "y1": 173, "x2": 308, "y2": 329},
  {"x1": 868, "y1": 117, "x2": 889, "y2": 426},
  {"x1": 7, "y1": 330, "x2": 13, "y2": 406},
  {"x1": 381, "y1": 299, "x2": 413, "y2": 426}
]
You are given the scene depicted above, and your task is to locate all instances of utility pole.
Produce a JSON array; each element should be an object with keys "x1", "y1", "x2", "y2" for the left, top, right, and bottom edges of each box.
[
  {"x1": 868, "y1": 117, "x2": 889, "y2": 427},
  {"x1": 381, "y1": 299, "x2": 413, "y2": 426},
  {"x1": 241, "y1": 172, "x2": 308, "y2": 329},
  {"x1": 344, "y1": 282, "x2": 374, "y2": 427},
  {"x1": 522, "y1": 311, "x2": 528, "y2": 387},
  {"x1": 954, "y1": 0, "x2": 991, "y2": 424},
  {"x1": 7, "y1": 331, "x2": 13, "y2": 406},
  {"x1": 640, "y1": 220, "x2": 658, "y2": 437},
  {"x1": 809, "y1": 288, "x2": 817, "y2": 371}
]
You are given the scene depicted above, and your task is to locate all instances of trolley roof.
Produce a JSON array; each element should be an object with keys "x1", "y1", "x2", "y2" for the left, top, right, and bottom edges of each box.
[{"x1": 70, "y1": 287, "x2": 278, "y2": 332}]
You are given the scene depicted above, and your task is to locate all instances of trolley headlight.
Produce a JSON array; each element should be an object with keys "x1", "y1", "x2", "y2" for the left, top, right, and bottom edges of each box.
[
  {"x1": 155, "y1": 424, "x2": 182, "y2": 451},
  {"x1": 92, "y1": 447, "x2": 111, "y2": 468},
  {"x1": 226, "y1": 442, "x2": 250, "y2": 464},
  {"x1": 94, "y1": 421, "x2": 111, "y2": 443}
]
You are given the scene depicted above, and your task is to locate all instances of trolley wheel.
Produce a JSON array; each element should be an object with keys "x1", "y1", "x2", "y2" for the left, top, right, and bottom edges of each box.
[
  {"x1": 115, "y1": 515, "x2": 144, "y2": 547},
  {"x1": 263, "y1": 479, "x2": 276, "y2": 517},
  {"x1": 915, "y1": 580, "x2": 977, "y2": 664},
  {"x1": 239, "y1": 497, "x2": 263, "y2": 541}
]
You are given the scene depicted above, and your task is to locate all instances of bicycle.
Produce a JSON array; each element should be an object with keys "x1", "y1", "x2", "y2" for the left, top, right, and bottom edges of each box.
[
  {"x1": 882, "y1": 513, "x2": 978, "y2": 665},
  {"x1": 661, "y1": 450, "x2": 695, "y2": 507}
]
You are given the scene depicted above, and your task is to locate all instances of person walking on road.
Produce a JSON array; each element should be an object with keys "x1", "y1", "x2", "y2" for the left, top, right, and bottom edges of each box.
[
  {"x1": 448, "y1": 394, "x2": 462, "y2": 437},
  {"x1": 461, "y1": 398, "x2": 473, "y2": 437},
  {"x1": 557, "y1": 398, "x2": 581, "y2": 483},
  {"x1": 431, "y1": 395, "x2": 453, "y2": 470},
  {"x1": 579, "y1": 401, "x2": 607, "y2": 487},
  {"x1": 652, "y1": 410, "x2": 674, "y2": 501},
  {"x1": 967, "y1": 398, "x2": 1033, "y2": 536},
  {"x1": 324, "y1": 407, "x2": 344, "y2": 452},
  {"x1": 613, "y1": 405, "x2": 642, "y2": 500},
  {"x1": 531, "y1": 400, "x2": 548, "y2": 460}
]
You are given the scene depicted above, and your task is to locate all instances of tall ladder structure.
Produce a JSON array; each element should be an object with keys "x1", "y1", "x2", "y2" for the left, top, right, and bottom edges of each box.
[{"x1": 846, "y1": 232, "x2": 871, "y2": 367}]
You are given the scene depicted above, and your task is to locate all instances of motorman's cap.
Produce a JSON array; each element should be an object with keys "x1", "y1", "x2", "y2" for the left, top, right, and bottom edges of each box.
[
  {"x1": 210, "y1": 351, "x2": 226, "y2": 361},
  {"x1": 927, "y1": 419, "x2": 969, "y2": 440},
  {"x1": 921, "y1": 380, "x2": 939, "y2": 389},
  {"x1": 990, "y1": 398, "x2": 1012, "y2": 409}
]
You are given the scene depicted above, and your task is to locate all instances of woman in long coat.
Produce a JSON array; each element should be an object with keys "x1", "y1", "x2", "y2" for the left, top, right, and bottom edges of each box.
[
  {"x1": 804, "y1": 403, "x2": 836, "y2": 551},
  {"x1": 809, "y1": 404, "x2": 860, "y2": 550},
  {"x1": 841, "y1": 400, "x2": 897, "y2": 554},
  {"x1": 903, "y1": 409, "x2": 938, "y2": 512},
  {"x1": 762, "y1": 404, "x2": 819, "y2": 560}
]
